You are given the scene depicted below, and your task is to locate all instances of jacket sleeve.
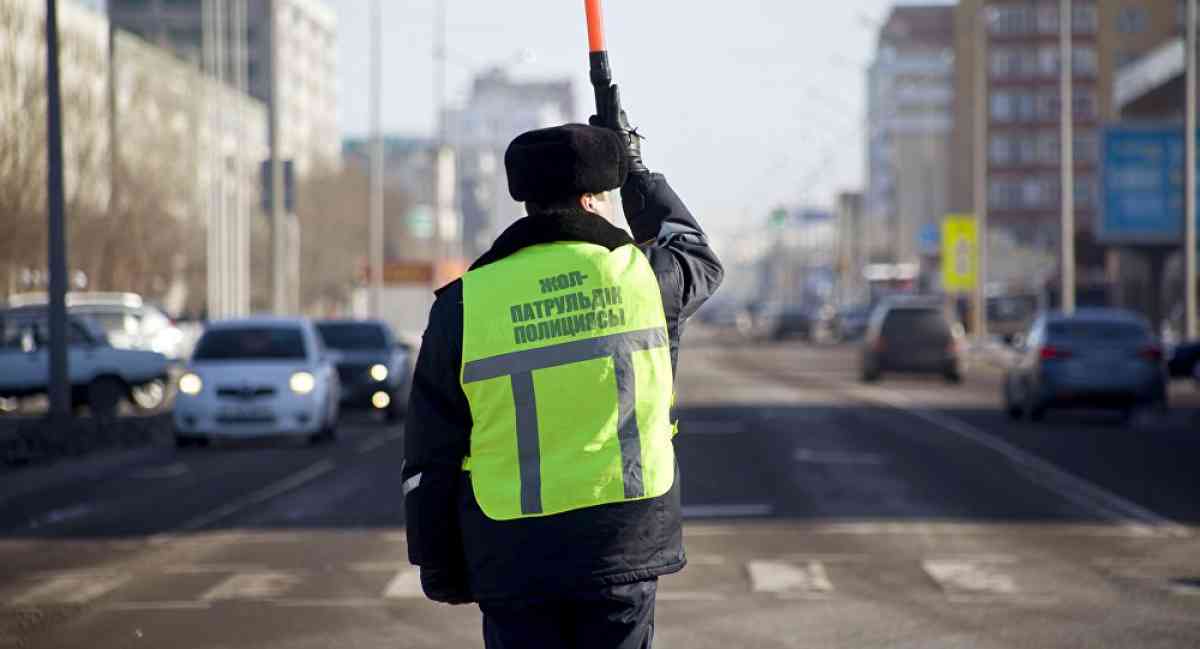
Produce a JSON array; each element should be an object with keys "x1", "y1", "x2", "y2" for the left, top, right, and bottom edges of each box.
[
  {"x1": 402, "y1": 281, "x2": 470, "y2": 575},
  {"x1": 622, "y1": 172, "x2": 724, "y2": 321}
]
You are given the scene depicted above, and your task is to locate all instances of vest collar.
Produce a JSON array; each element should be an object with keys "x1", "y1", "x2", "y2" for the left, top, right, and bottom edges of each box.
[{"x1": 469, "y1": 206, "x2": 634, "y2": 271}]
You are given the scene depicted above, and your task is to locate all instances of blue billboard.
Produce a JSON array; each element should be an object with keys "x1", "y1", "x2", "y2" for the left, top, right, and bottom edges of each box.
[{"x1": 1100, "y1": 124, "x2": 1198, "y2": 246}]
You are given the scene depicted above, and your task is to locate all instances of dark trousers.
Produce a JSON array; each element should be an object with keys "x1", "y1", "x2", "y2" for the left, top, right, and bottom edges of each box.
[{"x1": 479, "y1": 579, "x2": 657, "y2": 649}]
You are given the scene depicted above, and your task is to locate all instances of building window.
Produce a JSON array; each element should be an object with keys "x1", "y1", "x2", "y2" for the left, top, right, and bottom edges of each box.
[
  {"x1": 1017, "y1": 92, "x2": 1037, "y2": 123},
  {"x1": 1118, "y1": 7, "x2": 1148, "y2": 34},
  {"x1": 989, "y1": 5, "x2": 1031, "y2": 35},
  {"x1": 1073, "y1": 89, "x2": 1097, "y2": 120},
  {"x1": 1075, "y1": 176, "x2": 1095, "y2": 207},
  {"x1": 990, "y1": 134, "x2": 1013, "y2": 166},
  {"x1": 1018, "y1": 135, "x2": 1038, "y2": 165},
  {"x1": 990, "y1": 180, "x2": 1014, "y2": 210},
  {"x1": 991, "y1": 91, "x2": 1014, "y2": 122},
  {"x1": 1036, "y1": 5, "x2": 1058, "y2": 34},
  {"x1": 1035, "y1": 89, "x2": 1060, "y2": 121},
  {"x1": 990, "y1": 48, "x2": 1013, "y2": 79},
  {"x1": 1037, "y1": 131, "x2": 1060, "y2": 164},
  {"x1": 1038, "y1": 46, "x2": 1058, "y2": 78},
  {"x1": 1073, "y1": 132, "x2": 1098, "y2": 163},
  {"x1": 1073, "y1": 3, "x2": 1098, "y2": 34},
  {"x1": 1073, "y1": 46, "x2": 1097, "y2": 78},
  {"x1": 1021, "y1": 178, "x2": 1048, "y2": 208}
]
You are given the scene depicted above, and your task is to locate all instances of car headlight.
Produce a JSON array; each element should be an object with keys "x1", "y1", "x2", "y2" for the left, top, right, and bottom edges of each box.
[
  {"x1": 179, "y1": 373, "x2": 203, "y2": 396},
  {"x1": 370, "y1": 364, "x2": 389, "y2": 382},
  {"x1": 290, "y1": 371, "x2": 316, "y2": 395}
]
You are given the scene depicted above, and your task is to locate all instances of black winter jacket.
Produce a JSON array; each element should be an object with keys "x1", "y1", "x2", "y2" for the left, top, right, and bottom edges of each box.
[{"x1": 402, "y1": 172, "x2": 723, "y2": 601}]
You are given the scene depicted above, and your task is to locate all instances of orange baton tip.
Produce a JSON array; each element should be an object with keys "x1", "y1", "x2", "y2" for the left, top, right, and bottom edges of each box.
[{"x1": 585, "y1": 0, "x2": 606, "y2": 52}]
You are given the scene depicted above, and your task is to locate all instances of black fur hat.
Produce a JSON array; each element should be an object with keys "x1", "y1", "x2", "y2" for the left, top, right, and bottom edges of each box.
[{"x1": 505, "y1": 124, "x2": 629, "y2": 203}]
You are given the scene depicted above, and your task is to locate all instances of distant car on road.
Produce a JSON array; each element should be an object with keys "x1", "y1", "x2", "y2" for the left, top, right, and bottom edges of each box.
[
  {"x1": 833, "y1": 302, "x2": 872, "y2": 342},
  {"x1": 860, "y1": 297, "x2": 966, "y2": 383},
  {"x1": 0, "y1": 305, "x2": 170, "y2": 416},
  {"x1": 1002, "y1": 309, "x2": 1167, "y2": 422},
  {"x1": 7, "y1": 292, "x2": 187, "y2": 359},
  {"x1": 173, "y1": 318, "x2": 339, "y2": 447},
  {"x1": 316, "y1": 319, "x2": 413, "y2": 422}
]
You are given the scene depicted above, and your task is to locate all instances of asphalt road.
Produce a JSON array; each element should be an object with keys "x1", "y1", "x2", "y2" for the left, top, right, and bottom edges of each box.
[{"x1": 1, "y1": 329, "x2": 1198, "y2": 648}]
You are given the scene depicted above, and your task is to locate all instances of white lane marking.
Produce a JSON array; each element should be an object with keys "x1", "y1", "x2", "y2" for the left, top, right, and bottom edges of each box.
[
  {"x1": 382, "y1": 569, "x2": 423, "y2": 599},
  {"x1": 922, "y1": 559, "x2": 1017, "y2": 596},
  {"x1": 781, "y1": 554, "x2": 870, "y2": 563},
  {"x1": 176, "y1": 459, "x2": 336, "y2": 532},
  {"x1": 131, "y1": 463, "x2": 190, "y2": 479},
  {"x1": 103, "y1": 601, "x2": 212, "y2": 611},
  {"x1": 682, "y1": 504, "x2": 774, "y2": 518},
  {"x1": 9, "y1": 573, "x2": 130, "y2": 606},
  {"x1": 846, "y1": 384, "x2": 1191, "y2": 537},
  {"x1": 356, "y1": 434, "x2": 389, "y2": 454},
  {"x1": 747, "y1": 560, "x2": 833, "y2": 598},
  {"x1": 349, "y1": 561, "x2": 412, "y2": 573},
  {"x1": 164, "y1": 564, "x2": 268, "y2": 575},
  {"x1": 682, "y1": 525, "x2": 741, "y2": 537},
  {"x1": 201, "y1": 572, "x2": 302, "y2": 601},
  {"x1": 792, "y1": 448, "x2": 887, "y2": 466},
  {"x1": 271, "y1": 598, "x2": 395, "y2": 608},
  {"x1": 656, "y1": 591, "x2": 728, "y2": 601},
  {"x1": 382, "y1": 532, "x2": 408, "y2": 543},
  {"x1": 679, "y1": 421, "x2": 746, "y2": 436}
]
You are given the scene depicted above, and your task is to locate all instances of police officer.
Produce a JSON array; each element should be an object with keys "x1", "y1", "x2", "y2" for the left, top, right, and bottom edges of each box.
[{"x1": 402, "y1": 103, "x2": 723, "y2": 648}]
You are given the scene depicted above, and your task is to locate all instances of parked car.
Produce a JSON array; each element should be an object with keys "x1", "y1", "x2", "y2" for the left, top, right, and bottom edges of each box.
[
  {"x1": 7, "y1": 292, "x2": 186, "y2": 359},
  {"x1": 1002, "y1": 309, "x2": 1167, "y2": 422},
  {"x1": 1167, "y1": 340, "x2": 1200, "y2": 379},
  {"x1": 861, "y1": 296, "x2": 966, "y2": 383},
  {"x1": 316, "y1": 319, "x2": 413, "y2": 422},
  {"x1": 173, "y1": 318, "x2": 339, "y2": 446},
  {"x1": 0, "y1": 305, "x2": 170, "y2": 416},
  {"x1": 833, "y1": 302, "x2": 872, "y2": 342}
]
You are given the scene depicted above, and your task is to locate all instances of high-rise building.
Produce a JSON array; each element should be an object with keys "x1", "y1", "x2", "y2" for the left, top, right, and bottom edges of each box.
[
  {"x1": 864, "y1": 5, "x2": 956, "y2": 274},
  {"x1": 444, "y1": 68, "x2": 576, "y2": 259},
  {"x1": 950, "y1": 0, "x2": 1182, "y2": 291},
  {"x1": 108, "y1": 0, "x2": 338, "y2": 175}
]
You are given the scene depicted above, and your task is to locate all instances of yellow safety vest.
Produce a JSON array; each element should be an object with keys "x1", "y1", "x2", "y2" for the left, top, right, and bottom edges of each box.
[{"x1": 460, "y1": 241, "x2": 675, "y2": 521}]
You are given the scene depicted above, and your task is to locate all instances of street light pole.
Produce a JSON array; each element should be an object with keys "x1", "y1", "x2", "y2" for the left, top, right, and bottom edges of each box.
[
  {"x1": 368, "y1": 0, "x2": 384, "y2": 318},
  {"x1": 972, "y1": 4, "x2": 989, "y2": 338},
  {"x1": 1187, "y1": 0, "x2": 1197, "y2": 338},
  {"x1": 44, "y1": 0, "x2": 70, "y2": 422},
  {"x1": 1060, "y1": 0, "x2": 1076, "y2": 314}
]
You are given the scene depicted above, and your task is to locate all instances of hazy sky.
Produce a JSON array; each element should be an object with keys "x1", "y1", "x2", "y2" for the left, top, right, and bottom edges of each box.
[{"x1": 331, "y1": 1, "x2": 945, "y2": 238}]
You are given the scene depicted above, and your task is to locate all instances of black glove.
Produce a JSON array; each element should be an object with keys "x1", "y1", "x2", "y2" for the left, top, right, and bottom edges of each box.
[
  {"x1": 589, "y1": 83, "x2": 648, "y2": 175},
  {"x1": 419, "y1": 566, "x2": 473, "y2": 605}
]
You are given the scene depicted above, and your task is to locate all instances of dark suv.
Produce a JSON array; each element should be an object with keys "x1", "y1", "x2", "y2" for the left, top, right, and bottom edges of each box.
[
  {"x1": 315, "y1": 320, "x2": 413, "y2": 422},
  {"x1": 861, "y1": 297, "x2": 966, "y2": 383}
]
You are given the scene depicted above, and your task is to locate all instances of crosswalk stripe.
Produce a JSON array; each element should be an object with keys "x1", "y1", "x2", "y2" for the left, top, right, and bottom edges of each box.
[
  {"x1": 201, "y1": 572, "x2": 302, "y2": 601},
  {"x1": 9, "y1": 573, "x2": 130, "y2": 606},
  {"x1": 382, "y1": 569, "x2": 423, "y2": 599},
  {"x1": 922, "y1": 559, "x2": 1017, "y2": 597},
  {"x1": 746, "y1": 560, "x2": 832, "y2": 597}
]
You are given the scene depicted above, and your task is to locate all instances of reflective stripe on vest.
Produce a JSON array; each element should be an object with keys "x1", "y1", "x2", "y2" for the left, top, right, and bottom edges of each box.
[{"x1": 460, "y1": 241, "x2": 675, "y2": 521}]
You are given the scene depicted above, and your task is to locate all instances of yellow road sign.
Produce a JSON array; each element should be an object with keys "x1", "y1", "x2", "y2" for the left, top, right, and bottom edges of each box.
[{"x1": 941, "y1": 215, "x2": 978, "y2": 293}]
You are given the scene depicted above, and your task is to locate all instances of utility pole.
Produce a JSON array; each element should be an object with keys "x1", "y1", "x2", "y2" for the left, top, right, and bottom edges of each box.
[
  {"x1": 972, "y1": 4, "x2": 988, "y2": 338},
  {"x1": 434, "y1": 0, "x2": 446, "y2": 144},
  {"x1": 1187, "y1": 0, "x2": 1197, "y2": 338},
  {"x1": 368, "y1": 0, "x2": 384, "y2": 318},
  {"x1": 107, "y1": 9, "x2": 119, "y2": 242},
  {"x1": 1060, "y1": 0, "x2": 1076, "y2": 314},
  {"x1": 269, "y1": 0, "x2": 287, "y2": 315},
  {"x1": 45, "y1": 0, "x2": 70, "y2": 422}
]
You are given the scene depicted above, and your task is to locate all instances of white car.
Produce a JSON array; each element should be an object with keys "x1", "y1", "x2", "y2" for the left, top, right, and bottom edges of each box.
[
  {"x1": 8, "y1": 292, "x2": 187, "y2": 359},
  {"x1": 0, "y1": 306, "x2": 170, "y2": 416},
  {"x1": 173, "y1": 318, "x2": 339, "y2": 446}
]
